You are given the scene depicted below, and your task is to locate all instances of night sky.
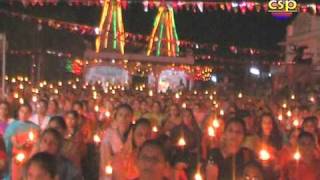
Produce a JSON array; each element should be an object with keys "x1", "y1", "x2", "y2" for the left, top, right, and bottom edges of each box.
[{"x1": 0, "y1": 1, "x2": 308, "y2": 79}]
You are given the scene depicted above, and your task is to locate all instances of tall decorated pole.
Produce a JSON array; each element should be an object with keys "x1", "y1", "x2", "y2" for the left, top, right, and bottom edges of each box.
[
  {"x1": 96, "y1": 0, "x2": 125, "y2": 54},
  {"x1": 147, "y1": 5, "x2": 180, "y2": 57}
]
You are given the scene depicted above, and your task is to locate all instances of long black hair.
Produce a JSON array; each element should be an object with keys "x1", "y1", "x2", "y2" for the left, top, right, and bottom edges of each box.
[{"x1": 258, "y1": 113, "x2": 283, "y2": 150}]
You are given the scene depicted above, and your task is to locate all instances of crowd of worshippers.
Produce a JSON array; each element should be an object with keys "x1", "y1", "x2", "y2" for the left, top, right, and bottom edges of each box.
[{"x1": 0, "y1": 83, "x2": 319, "y2": 180}]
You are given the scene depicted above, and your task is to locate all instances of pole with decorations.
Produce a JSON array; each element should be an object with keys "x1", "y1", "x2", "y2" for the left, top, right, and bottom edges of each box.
[
  {"x1": 96, "y1": 0, "x2": 125, "y2": 54},
  {"x1": 147, "y1": 4, "x2": 180, "y2": 57}
]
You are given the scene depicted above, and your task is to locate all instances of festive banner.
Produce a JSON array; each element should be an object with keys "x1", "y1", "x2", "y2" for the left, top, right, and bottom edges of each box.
[{"x1": 8, "y1": 1, "x2": 320, "y2": 15}]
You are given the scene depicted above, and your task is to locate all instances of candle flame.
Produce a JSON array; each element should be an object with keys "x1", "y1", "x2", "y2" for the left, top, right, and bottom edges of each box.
[
  {"x1": 238, "y1": 92, "x2": 243, "y2": 98},
  {"x1": 19, "y1": 98, "x2": 24, "y2": 105},
  {"x1": 177, "y1": 136, "x2": 186, "y2": 147},
  {"x1": 148, "y1": 90, "x2": 153, "y2": 97},
  {"x1": 208, "y1": 126, "x2": 215, "y2": 137},
  {"x1": 175, "y1": 93, "x2": 180, "y2": 99},
  {"x1": 286, "y1": 110, "x2": 292, "y2": 117},
  {"x1": 94, "y1": 105, "x2": 99, "y2": 112},
  {"x1": 219, "y1": 109, "x2": 224, "y2": 116},
  {"x1": 32, "y1": 95, "x2": 38, "y2": 103},
  {"x1": 293, "y1": 119, "x2": 299, "y2": 127},
  {"x1": 282, "y1": 103, "x2": 287, "y2": 109},
  {"x1": 310, "y1": 96, "x2": 315, "y2": 103},
  {"x1": 194, "y1": 172, "x2": 203, "y2": 180},
  {"x1": 105, "y1": 111, "x2": 111, "y2": 118},
  {"x1": 28, "y1": 131, "x2": 35, "y2": 141},
  {"x1": 291, "y1": 94, "x2": 295, "y2": 100},
  {"x1": 16, "y1": 152, "x2": 26, "y2": 163},
  {"x1": 293, "y1": 150, "x2": 301, "y2": 161},
  {"x1": 278, "y1": 114, "x2": 283, "y2": 121},
  {"x1": 152, "y1": 126, "x2": 158, "y2": 133},
  {"x1": 209, "y1": 95, "x2": 213, "y2": 100},
  {"x1": 182, "y1": 102, "x2": 187, "y2": 109},
  {"x1": 105, "y1": 164, "x2": 113, "y2": 175},
  {"x1": 259, "y1": 149, "x2": 270, "y2": 161},
  {"x1": 14, "y1": 93, "x2": 19, "y2": 99},
  {"x1": 93, "y1": 134, "x2": 101, "y2": 143},
  {"x1": 212, "y1": 119, "x2": 220, "y2": 128}
]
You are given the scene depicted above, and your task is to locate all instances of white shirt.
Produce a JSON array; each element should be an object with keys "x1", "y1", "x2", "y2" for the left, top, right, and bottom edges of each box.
[{"x1": 30, "y1": 114, "x2": 50, "y2": 130}]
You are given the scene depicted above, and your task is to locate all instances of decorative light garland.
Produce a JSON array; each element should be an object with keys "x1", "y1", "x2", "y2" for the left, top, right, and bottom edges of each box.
[
  {"x1": 147, "y1": 5, "x2": 180, "y2": 57},
  {"x1": 10, "y1": 1, "x2": 320, "y2": 15},
  {"x1": 96, "y1": 0, "x2": 125, "y2": 54},
  {"x1": 0, "y1": 9, "x2": 280, "y2": 57}
]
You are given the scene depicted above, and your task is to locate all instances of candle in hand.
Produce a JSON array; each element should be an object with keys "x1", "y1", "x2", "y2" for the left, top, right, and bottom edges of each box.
[
  {"x1": 94, "y1": 105, "x2": 100, "y2": 112},
  {"x1": 212, "y1": 119, "x2": 220, "y2": 128}
]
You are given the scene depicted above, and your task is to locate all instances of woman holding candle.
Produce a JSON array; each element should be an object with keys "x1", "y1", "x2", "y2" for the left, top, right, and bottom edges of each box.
[
  {"x1": 112, "y1": 118, "x2": 152, "y2": 180},
  {"x1": 62, "y1": 111, "x2": 86, "y2": 171},
  {"x1": 280, "y1": 132, "x2": 320, "y2": 180},
  {"x1": 4, "y1": 103, "x2": 40, "y2": 180},
  {"x1": 278, "y1": 128, "x2": 301, "y2": 169},
  {"x1": 170, "y1": 108, "x2": 202, "y2": 179},
  {"x1": 30, "y1": 99, "x2": 50, "y2": 131},
  {"x1": 33, "y1": 128, "x2": 83, "y2": 180},
  {"x1": 162, "y1": 104, "x2": 182, "y2": 134},
  {"x1": 206, "y1": 118, "x2": 255, "y2": 180},
  {"x1": 100, "y1": 103, "x2": 133, "y2": 180}
]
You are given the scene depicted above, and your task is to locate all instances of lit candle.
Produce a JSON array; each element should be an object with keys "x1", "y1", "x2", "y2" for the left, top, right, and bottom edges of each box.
[
  {"x1": 194, "y1": 171, "x2": 203, "y2": 180},
  {"x1": 132, "y1": 120, "x2": 136, "y2": 125},
  {"x1": 148, "y1": 90, "x2": 153, "y2": 97},
  {"x1": 238, "y1": 92, "x2": 243, "y2": 99},
  {"x1": 19, "y1": 84, "x2": 24, "y2": 90},
  {"x1": 72, "y1": 84, "x2": 77, "y2": 89},
  {"x1": 32, "y1": 95, "x2": 38, "y2": 103},
  {"x1": 93, "y1": 134, "x2": 101, "y2": 144},
  {"x1": 49, "y1": 84, "x2": 53, "y2": 89},
  {"x1": 278, "y1": 113, "x2": 283, "y2": 121},
  {"x1": 205, "y1": 90, "x2": 209, "y2": 95},
  {"x1": 291, "y1": 94, "x2": 295, "y2": 100},
  {"x1": 194, "y1": 90, "x2": 197, "y2": 95},
  {"x1": 293, "y1": 150, "x2": 301, "y2": 161},
  {"x1": 282, "y1": 103, "x2": 287, "y2": 109},
  {"x1": 58, "y1": 81, "x2": 62, "y2": 86},
  {"x1": 213, "y1": 91, "x2": 217, "y2": 95},
  {"x1": 11, "y1": 78, "x2": 16, "y2": 83},
  {"x1": 15, "y1": 152, "x2": 26, "y2": 163},
  {"x1": 286, "y1": 110, "x2": 292, "y2": 117},
  {"x1": 310, "y1": 96, "x2": 315, "y2": 103},
  {"x1": 112, "y1": 90, "x2": 116, "y2": 94},
  {"x1": 105, "y1": 111, "x2": 111, "y2": 118},
  {"x1": 293, "y1": 119, "x2": 299, "y2": 128},
  {"x1": 76, "y1": 78, "x2": 80, "y2": 82},
  {"x1": 259, "y1": 149, "x2": 271, "y2": 161},
  {"x1": 177, "y1": 136, "x2": 186, "y2": 147},
  {"x1": 219, "y1": 109, "x2": 224, "y2": 116},
  {"x1": 212, "y1": 118, "x2": 220, "y2": 128},
  {"x1": 175, "y1": 93, "x2": 180, "y2": 99},
  {"x1": 28, "y1": 131, "x2": 35, "y2": 141},
  {"x1": 19, "y1": 98, "x2": 24, "y2": 105},
  {"x1": 105, "y1": 164, "x2": 113, "y2": 175},
  {"x1": 13, "y1": 92, "x2": 19, "y2": 99},
  {"x1": 54, "y1": 89, "x2": 59, "y2": 94},
  {"x1": 182, "y1": 102, "x2": 187, "y2": 109},
  {"x1": 94, "y1": 105, "x2": 100, "y2": 112},
  {"x1": 208, "y1": 126, "x2": 215, "y2": 137},
  {"x1": 152, "y1": 126, "x2": 158, "y2": 133},
  {"x1": 209, "y1": 95, "x2": 213, "y2": 100}
]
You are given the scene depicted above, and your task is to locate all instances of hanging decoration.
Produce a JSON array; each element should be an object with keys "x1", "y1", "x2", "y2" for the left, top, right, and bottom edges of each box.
[
  {"x1": 0, "y1": 9, "x2": 280, "y2": 57},
  {"x1": 96, "y1": 0, "x2": 125, "y2": 54},
  {"x1": 147, "y1": 5, "x2": 180, "y2": 57},
  {"x1": 9, "y1": 1, "x2": 320, "y2": 15}
]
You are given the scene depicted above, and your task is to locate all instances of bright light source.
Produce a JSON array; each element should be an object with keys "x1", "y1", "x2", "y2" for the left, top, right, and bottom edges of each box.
[
  {"x1": 211, "y1": 75, "x2": 217, "y2": 83},
  {"x1": 268, "y1": 73, "x2": 272, "y2": 77},
  {"x1": 94, "y1": 27, "x2": 100, "y2": 35},
  {"x1": 250, "y1": 67, "x2": 260, "y2": 76}
]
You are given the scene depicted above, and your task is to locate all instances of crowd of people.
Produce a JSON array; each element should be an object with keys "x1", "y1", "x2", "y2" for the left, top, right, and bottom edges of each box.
[{"x1": 0, "y1": 79, "x2": 319, "y2": 180}]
